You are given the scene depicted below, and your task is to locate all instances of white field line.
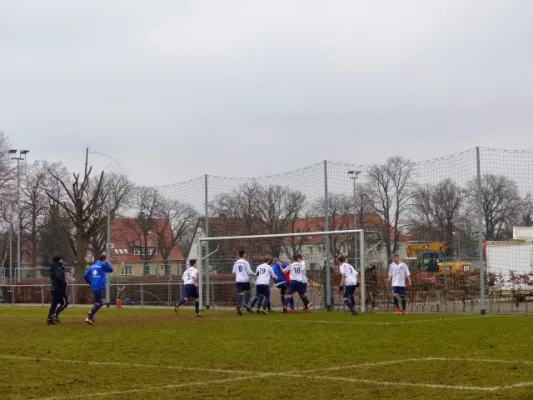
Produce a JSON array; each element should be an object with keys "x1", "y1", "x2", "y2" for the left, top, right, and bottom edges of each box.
[
  {"x1": 34, "y1": 374, "x2": 266, "y2": 400},
  {"x1": 247, "y1": 315, "x2": 494, "y2": 325},
  {"x1": 0, "y1": 355, "x2": 254, "y2": 375},
  {"x1": 6, "y1": 354, "x2": 533, "y2": 398},
  {"x1": 303, "y1": 357, "x2": 533, "y2": 373}
]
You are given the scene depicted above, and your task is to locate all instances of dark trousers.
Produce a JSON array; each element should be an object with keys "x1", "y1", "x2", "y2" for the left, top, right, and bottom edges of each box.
[{"x1": 48, "y1": 289, "x2": 68, "y2": 319}]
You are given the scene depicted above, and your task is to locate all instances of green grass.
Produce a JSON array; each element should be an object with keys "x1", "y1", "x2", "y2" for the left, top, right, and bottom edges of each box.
[{"x1": 1, "y1": 307, "x2": 532, "y2": 400}]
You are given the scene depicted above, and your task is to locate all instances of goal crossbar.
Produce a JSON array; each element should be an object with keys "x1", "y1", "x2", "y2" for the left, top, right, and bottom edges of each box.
[
  {"x1": 198, "y1": 229, "x2": 367, "y2": 313},
  {"x1": 198, "y1": 229, "x2": 364, "y2": 242}
]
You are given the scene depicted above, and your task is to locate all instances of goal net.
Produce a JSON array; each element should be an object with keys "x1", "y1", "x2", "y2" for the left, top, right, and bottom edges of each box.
[{"x1": 193, "y1": 229, "x2": 368, "y2": 312}]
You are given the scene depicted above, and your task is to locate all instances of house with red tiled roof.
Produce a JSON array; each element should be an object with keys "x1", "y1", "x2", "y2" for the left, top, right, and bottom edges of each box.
[{"x1": 109, "y1": 218, "x2": 185, "y2": 277}]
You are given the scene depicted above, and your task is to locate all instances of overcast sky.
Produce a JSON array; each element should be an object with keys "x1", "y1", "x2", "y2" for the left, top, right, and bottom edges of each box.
[{"x1": 1, "y1": 0, "x2": 532, "y2": 186}]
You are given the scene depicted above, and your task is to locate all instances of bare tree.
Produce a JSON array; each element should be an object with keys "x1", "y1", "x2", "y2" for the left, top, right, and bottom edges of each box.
[
  {"x1": 88, "y1": 172, "x2": 134, "y2": 260},
  {"x1": 46, "y1": 151, "x2": 107, "y2": 285},
  {"x1": 126, "y1": 187, "x2": 161, "y2": 272},
  {"x1": 368, "y1": 156, "x2": 414, "y2": 261},
  {"x1": 155, "y1": 198, "x2": 198, "y2": 270},
  {"x1": 409, "y1": 184, "x2": 437, "y2": 239},
  {"x1": 467, "y1": 174, "x2": 524, "y2": 240},
  {"x1": 431, "y1": 179, "x2": 465, "y2": 252}
]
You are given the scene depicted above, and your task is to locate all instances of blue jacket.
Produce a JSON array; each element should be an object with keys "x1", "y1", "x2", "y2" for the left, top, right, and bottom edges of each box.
[
  {"x1": 271, "y1": 263, "x2": 287, "y2": 286},
  {"x1": 84, "y1": 261, "x2": 113, "y2": 291}
]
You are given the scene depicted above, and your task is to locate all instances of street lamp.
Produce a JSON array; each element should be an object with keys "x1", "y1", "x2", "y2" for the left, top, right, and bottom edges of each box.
[
  {"x1": 88, "y1": 149, "x2": 125, "y2": 307},
  {"x1": 347, "y1": 170, "x2": 361, "y2": 267},
  {"x1": 9, "y1": 149, "x2": 30, "y2": 283}
]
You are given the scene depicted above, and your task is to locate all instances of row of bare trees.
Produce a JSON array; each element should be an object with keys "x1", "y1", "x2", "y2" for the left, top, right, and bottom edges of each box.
[
  {"x1": 0, "y1": 135, "x2": 199, "y2": 281},
  {"x1": 209, "y1": 157, "x2": 533, "y2": 262}
]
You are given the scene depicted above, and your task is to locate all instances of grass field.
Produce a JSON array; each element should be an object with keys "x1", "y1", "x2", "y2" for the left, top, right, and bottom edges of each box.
[{"x1": 1, "y1": 307, "x2": 532, "y2": 400}]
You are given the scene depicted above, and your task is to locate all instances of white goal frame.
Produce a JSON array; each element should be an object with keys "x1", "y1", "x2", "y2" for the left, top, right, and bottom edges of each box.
[{"x1": 198, "y1": 229, "x2": 366, "y2": 312}]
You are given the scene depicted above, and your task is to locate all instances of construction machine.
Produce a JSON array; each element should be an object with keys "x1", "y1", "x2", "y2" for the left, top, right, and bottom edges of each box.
[{"x1": 405, "y1": 241, "x2": 473, "y2": 283}]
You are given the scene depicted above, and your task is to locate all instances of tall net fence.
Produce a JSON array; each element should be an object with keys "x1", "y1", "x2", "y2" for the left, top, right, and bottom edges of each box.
[{"x1": 6, "y1": 148, "x2": 533, "y2": 313}]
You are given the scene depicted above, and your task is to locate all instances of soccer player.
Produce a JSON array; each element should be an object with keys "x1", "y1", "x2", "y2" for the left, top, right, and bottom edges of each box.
[
  {"x1": 250, "y1": 257, "x2": 277, "y2": 314},
  {"x1": 282, "y1": 254, "x2": 311, "y2": 312},
  {"x1": 366, "y1": 260, "x2": 379, "y2": 312},
  {"x1": 388, "y1": 252, "x2": 411, "y2": 315},
  {"x1": 232, "y1": 250, "x2": 255, "y2": 315},
  {"x1": 270, "y1": 259, "x2": 290, "y2": 312},
  {"x1": 46, "y1": 256, "x2": 68, "y2": 325},
  {"x1": 83, "y1": 255, "x2": 113, "y2": 325},
  {"x1": 175, "y1": 259, "x2": 201, "y2": 317},
  {"x1": 338, "y1": 256, "x2": 358, "y2": 315},
  {"x1": 300, "y1": 258, "x2": 312, "y2": 310}
]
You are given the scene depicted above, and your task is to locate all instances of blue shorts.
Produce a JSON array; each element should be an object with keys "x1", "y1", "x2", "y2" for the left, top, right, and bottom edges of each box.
[
  {"x1": 392, "y1": 286, "x2": 406, "y2": 298},
  {"x1": 302, "y1": 283, "x2": 308, "y2": 293},
  {"x1": 288, "y1": 281, "x2": 305, "y2": 296},
  {"x1": 184, "y1": 284, "x2": 199, "y2": 299},
  {"x1": 255, "y1": 284, "x2": 270, "y2": 297},
  {"x1": 275, "y1": 282, "x2": 288, "y2": 294},
  {"x1": 92, "y1": 289, "x2": 105, "y2": 304},
  {"x1": 236, "y1": 282, "x2": 251, "y2": 293},
  {"x1": 343, "y1": 285, "x2": 356, "y2": 298}
]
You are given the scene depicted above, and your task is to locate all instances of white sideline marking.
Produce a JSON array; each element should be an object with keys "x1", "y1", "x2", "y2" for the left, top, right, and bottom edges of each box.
[
  {"x1": 248, "y1": 316, "x2": 492, "y2": 325},
  {"x1": 303, "y1": 357, "x2": 533, "y2": 373},
  {"x1": 35, "y1": 374, "x2": 266, "y2": 400},
  {"x1": 0, "y1": 355, "x2": 253, "y2": 375}
]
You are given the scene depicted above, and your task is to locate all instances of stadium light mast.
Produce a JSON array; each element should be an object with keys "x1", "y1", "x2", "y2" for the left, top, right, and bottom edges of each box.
[
  {"x1": 347, "y1": 170, "x2": 361, "y2": 267},
  {"x1": 9, "y1": 149, "x2": 30, "y2": 283}
]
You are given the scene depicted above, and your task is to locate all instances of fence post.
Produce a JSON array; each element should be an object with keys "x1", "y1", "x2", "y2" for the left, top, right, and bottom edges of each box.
[
  {"x1": 476, "y1": 147, "x2": 486, "y2": 315},
  {"x1": 12, "y1": 285, "x2": 15, "y2": 305},
  {"x1": 205, "y1": 174, "x2": 210, "y2": 310},
  {"x1": 41, "y1": 285, "x2": 44, "y2": 306},
  {"x1": 323, "y1": 160, "x2": 332, "y2": 311},
  {"x1": 72, "y1": 284, "x2": 76, "y2": 307},
  {"x1": 140, "y1": 283, "x2": 144, "y2": 308}
]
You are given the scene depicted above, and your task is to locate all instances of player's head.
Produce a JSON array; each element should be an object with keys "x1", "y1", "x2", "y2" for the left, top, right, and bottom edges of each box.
[
  {"x1": 272, "y1": 257, "x2": 279, "y2": 265},
  {"x1": 99, "y1": 254, "x2": 107, "y2": 262},
  {"x1": 337, "y1": 255, "x2": 346, "y2": 263},
  {"x1": 293, "y1": 254, "x2": 302, "y2": 262},
  {"x1": 392, "y1": 252, "x2": 400, "y2": 263},
  {"x1": 190, "y1": 259, "x2": 197, "y2": 266},
  {"x1": 238, "y1": 250, "x2": 246, "y2": 259},
  {"x1": 370, "y1": 260, "x2": 377, "y2": 267},
  {"x1": 52, "y1": 255, "x2": 63, "y2": 265},
  {"x1": 264, "y1": 256, "x2": 272, "y2": 264}
]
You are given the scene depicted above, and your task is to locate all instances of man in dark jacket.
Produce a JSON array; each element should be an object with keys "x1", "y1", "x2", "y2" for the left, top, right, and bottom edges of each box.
[
  {"x1": 365, "y1": 260, "x2": 379, "y2": 312},
  {"x1": 47, "y1": 256, "x2": 68, "y2": 325}
]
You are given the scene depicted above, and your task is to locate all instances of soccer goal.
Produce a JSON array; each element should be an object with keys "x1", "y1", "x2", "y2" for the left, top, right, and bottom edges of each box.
[{"x1": 196, "y1": 229, "x2": 366, "y2": 312}]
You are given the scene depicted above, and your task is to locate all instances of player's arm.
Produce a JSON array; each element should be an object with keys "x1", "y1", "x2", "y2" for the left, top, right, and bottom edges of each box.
[
  {"x1": 83, "y1": 268, "x2": 91, "y2": 284},
  {"x1": 281, "y1": 264, "x2": 291, "y2": 273},
  {"x1": 269, "y1": 266, "x2": 278, "y2": 280},
  {"x1": 405, "y1": 265, "x2": 412, "y2": 286},
  {"x1": 387, "y1": 265, "x2": 393, "y2": 284},
  {"x1": 103, "y1": 263, "x2": 113, "y2": 273},
  {"x1": 247, "y1": 262, "x2": 255, "y2": 276},
  {"x1": 193, "y1": 270, "x2": 199, "y2": 286}
]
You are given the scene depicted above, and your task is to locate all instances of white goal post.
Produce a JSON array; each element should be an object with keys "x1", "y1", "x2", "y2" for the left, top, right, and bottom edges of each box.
[{"x1": 198, "y1": 229, "x2": 366, "y2": 312}]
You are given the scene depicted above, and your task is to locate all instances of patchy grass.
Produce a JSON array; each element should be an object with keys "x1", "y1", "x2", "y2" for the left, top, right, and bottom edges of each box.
[{"x1": 0, "y1": 307, "x2": 532, "y2": 400}]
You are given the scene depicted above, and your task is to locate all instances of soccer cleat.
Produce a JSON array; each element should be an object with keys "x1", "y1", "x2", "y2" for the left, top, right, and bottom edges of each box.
[
  {"x1": 174, "y1": 304, "x2": 179, "y2": 314},
  {"x1": 303, "y1": 308, "x2": 310, "y2": 313},
  {"x1": 307, "y1": 302, "x2": 313, "y2": 309},
  {"x1": 282, "y1": 306, "x2": 288, "y2": 313},
  {"x1": 402, "y1": 310, "x2": 409, "y2": 315},
  {"x1": 290, "y1": 309, "x2": 297, "y2": 313},
  {"x1": 194, "y1": 313, "x2": 202, "y2": 317},
  {"x1": 351, "y1": 310, "x2": 358, "y2": 315},
  {"x1": 261, "y1": 309, "x2": 269, "y2": 315},
  {"x1": 244, "y1": 304, "x2": 253, "y2": 313},
  {"x1": 52, "y1": 315, "x2": 60, "y2": 324},
  {"x1": 237, "y1": 307, "x2": 242, "y2": 316},
  {"x1": 46, "y1": 319, "x2": 57, "y2": 325},
  {"x1": 256, "y1": 309, "x2": 260, "y2": 314},
  {"x1": 395, "y1": 308, "x2": 401, "y2": 315},
  {"x1": 85, "y1": 317, "x2": 94, "y2": 325}
]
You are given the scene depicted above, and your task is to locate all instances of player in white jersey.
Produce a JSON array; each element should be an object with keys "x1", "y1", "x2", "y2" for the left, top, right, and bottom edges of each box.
[
  {"x1": 282, "y1": 254, "x2": 311, "y2": 312},
  {"x1": 388, "y1": 252, "x2": 411, "y2": 315},
  {"x1": 300, "y1": 260, "x2": 312, "y2": 310},
  {"x1": 338, "y1": 256, "x2": 358, "y2": 315},
  {"x1": 232, "y1": 250, "x2": 255, "y2": 315},
  {"x1": 175, "y1": 259, "x2": 201, "y2": 316},
  {"x1": 249, "y1": 257, "x2": 277, "y2": 314}
]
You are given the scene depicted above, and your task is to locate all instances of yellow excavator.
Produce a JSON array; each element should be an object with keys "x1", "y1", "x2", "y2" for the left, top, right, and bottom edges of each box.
[{"x1": 405, "y1": 241, "x2": 473, "y2": 282}]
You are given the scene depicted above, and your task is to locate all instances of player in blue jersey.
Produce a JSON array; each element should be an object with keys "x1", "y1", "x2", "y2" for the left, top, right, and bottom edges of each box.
[
  {"x1": 270, "y1": 259, "x2": 293, "y2": 312},
  {"x1": 83, "y1": 255, "x2": 113, "y2": 325}
]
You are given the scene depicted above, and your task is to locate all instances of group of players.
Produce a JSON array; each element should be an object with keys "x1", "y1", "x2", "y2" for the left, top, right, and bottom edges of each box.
[
  {"x1": 174, "y1": 250, "x2": 412, "y2": 316},
  {"x1": 45, "y1": 249, "x2": 411, "y2": 324}
]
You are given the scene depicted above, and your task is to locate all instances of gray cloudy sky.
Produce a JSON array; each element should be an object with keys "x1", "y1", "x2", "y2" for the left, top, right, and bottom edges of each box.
[{"x1": 1, "y1": 0, "x2": 532, "y2": 186}]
